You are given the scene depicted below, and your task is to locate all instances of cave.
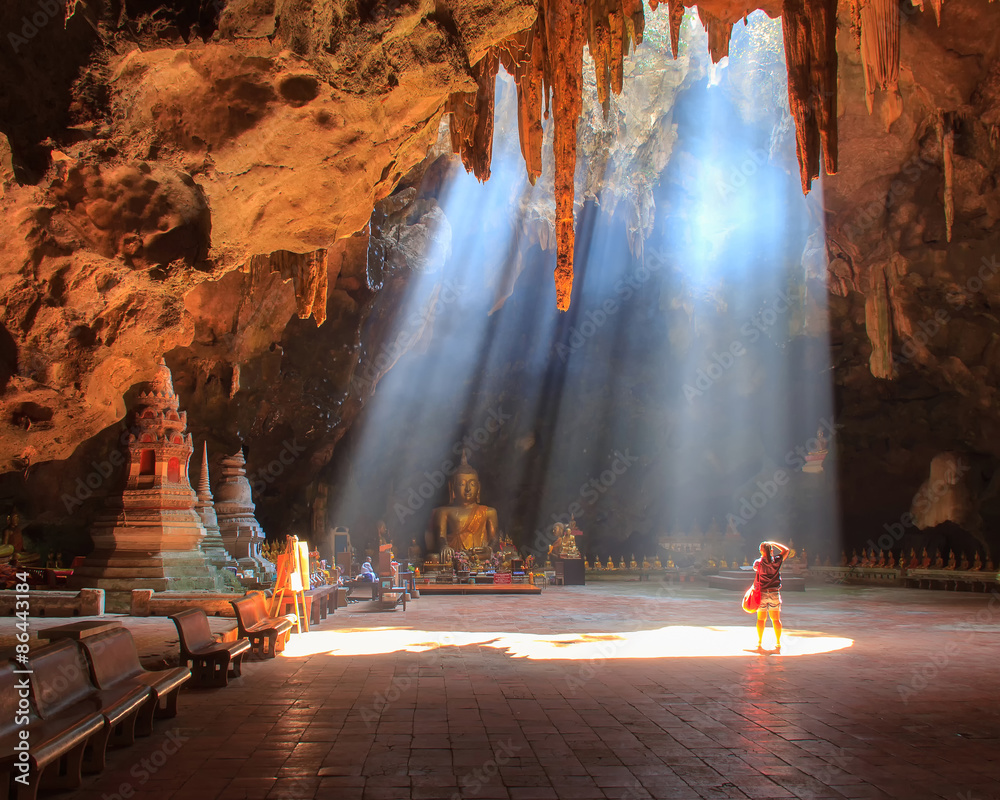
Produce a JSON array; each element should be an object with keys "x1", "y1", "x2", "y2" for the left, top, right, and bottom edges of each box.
[{"x1": 1, "y1": 0, "x2": 999, "y2": 798}]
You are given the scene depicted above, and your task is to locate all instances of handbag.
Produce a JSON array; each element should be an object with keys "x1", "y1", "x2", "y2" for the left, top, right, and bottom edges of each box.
[{"x1": 742, "y1": 576, "x2": 761, "y2": 613}]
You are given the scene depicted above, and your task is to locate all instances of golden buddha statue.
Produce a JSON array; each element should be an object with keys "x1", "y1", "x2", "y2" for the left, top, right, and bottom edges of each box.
[
  {"x1": 426, "y1": 452, "x2": 499, "y2": 561},
  {"x1": 921, "y1": 548, "x2": 931, "y2": 568},
  {"x1": 960, "y1": 552, "x2": 970, "y2": 571},
  {"x1": 945, "y1": 550, "x2": 957, "y2": 570},
  {"x1": 629, "y1": 555, "x2": 638, "y2": 571},
  {"x1": 972, "y1": 552, "x2": 982, "y2": 571},
  {"x1": 654, "y1": 556, "x2": 662, "y2": 569},
  {"x1": 606, "y1": 557, "x2": 615, "y2": 570},
  {"x1": 619, "y1": 557, "x2": 627, "y2": 571}
]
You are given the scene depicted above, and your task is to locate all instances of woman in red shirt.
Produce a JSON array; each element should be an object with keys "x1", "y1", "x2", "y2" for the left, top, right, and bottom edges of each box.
[{"x1": 754, "y1": 540, "x2": 790, "y2": 652}]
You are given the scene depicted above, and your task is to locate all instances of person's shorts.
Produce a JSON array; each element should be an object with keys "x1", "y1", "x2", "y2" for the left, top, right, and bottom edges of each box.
[{"x1": 758, "y1": 589, "x2": 782, "y2": 611}]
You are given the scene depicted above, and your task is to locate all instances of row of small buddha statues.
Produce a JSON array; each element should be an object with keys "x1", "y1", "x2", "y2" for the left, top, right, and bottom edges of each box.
[{"x1": 837, "y1": 547, "x2": 996, "y2": 572}]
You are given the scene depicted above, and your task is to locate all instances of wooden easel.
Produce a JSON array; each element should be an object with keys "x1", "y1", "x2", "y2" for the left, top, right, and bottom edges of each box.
[{"x1": 270, "y1": 535, "x2": 309, "y2": 633}]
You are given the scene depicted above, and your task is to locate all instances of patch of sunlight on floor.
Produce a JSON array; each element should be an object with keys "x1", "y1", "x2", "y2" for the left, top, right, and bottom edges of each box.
[{"x1": 280, "y1": 625, "x2": 852, "y2": 659}]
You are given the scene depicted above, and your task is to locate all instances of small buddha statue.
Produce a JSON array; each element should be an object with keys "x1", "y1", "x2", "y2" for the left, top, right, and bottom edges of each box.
[
  {"x1": 583, "y1": 557, "x2": 591, "y2": 570},
  {"x1": 824, "y1": 555, "x2": 832, "y2": 567},
  {"x1": 840, "y1": 550, "x2": 848, "y2": 567},
  {"x1": 426, "y1": 452, "x2": 499, "y2": 561},
  {"x1": 719, "y1": 559, "x2": 728, "y2": 570},
  {"x1": 654, "y1": 556, "x2": 662, "y2": 569},
  {"x1": 408, "y1": 538, "x2": 422, "y2": 562},
  {"x1": 876, "y1": 550, "x2": 886, "y2": 568},
  {"x1": 972, "y1": 552, "x2": 982, "y2": 571},
  {"x1": 945, "y1": 550, "x2": 957, "y2": 570},
  {"x1": 921, "y1": 548, "x2": 932, "y2": 568},
  {"x1": 666, "y1": 558, "x2": 675, "y2": 569},
  {"x1": 606, "y1": 557, "x2": 615, "y2": 570},
  {"x1": 887, "y1": 551, "x2": 895, "y2": 568},
  {"x1": 933, "y1": 550, "x2": 944, "y2": 569},
  {"x1": 629, "y1": 555, "x2": 638, "y2": 571},
  {"x1": 849, "y1": 549, "x2": 859, "y2": 567},
  {"x1": 960, "y1": 552, "x2": 970, "y2": 571},
  {"x1": 642, "y1": 556, "x2": 651, "y2": 570},
  {"x1": 618, "y1": 557, "x2": 627, "y2": 571},
  {"x1": 3, "y1": 510, "x2": 37, "y2": 566},
  {"x1": 742, "y1": 556, "x2": 749, "y2": 567},
  {"x1": 592, "y1": 557, "x2": 601, "y2": 570},
  {"x1": 860, "y1": 550, "x2": 871, "y2": 568}
]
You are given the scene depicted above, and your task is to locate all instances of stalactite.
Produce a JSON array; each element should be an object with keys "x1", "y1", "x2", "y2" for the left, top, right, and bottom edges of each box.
[
  {"x1": 666, "y1": 0, "x2": 685, "y2": 59},
  {"x1": 782, "y1": 0, "x2": 839, "y2": 193},
  {"x1": 499, "y1": 30, "x2": 545, "y2": 184},
  {"x1": 857, "y1": 0, "x2": 902, "y2": 130},
  {"x1": 939, "y1": 112, "x2": 955, "y2": 242},
  {"x1": 542, "y1": 0, "x2": 585, "y2": 312},
  {"x1": 697, "y1": 6, "x2": 733, "y2": 63},
  {"x1": 247, "y1": 249, "x2": 330, "y2": 325},
  {"x1": 445, "y1": 49, "x2": 501, "y2": 182},
  {"x1": 865, "y1": 264, "x2": 893, "y2": 379},
  {"x1": 446, "y1": 0, "x2": 845, "y2": 308}
]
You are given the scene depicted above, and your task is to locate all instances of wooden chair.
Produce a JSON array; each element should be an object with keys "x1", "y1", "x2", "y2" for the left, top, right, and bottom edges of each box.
[
  {"x1": 170, "y1": 609, "x2": 250, "y2": 687},
  {"x1": 0, "y1": 660, "x2": 105, "y2": 800},
  {"x1": 79, "y1": 628, "x2": 190, "y2": 737},
  {"x1": 230, "y1": 593, "x2": 294, "y2": 658}
]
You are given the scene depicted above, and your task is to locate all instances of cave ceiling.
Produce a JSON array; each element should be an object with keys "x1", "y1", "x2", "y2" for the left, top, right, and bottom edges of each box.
[{"x1": 1, "y1": 0, "x2": 1000, "y2": 545}]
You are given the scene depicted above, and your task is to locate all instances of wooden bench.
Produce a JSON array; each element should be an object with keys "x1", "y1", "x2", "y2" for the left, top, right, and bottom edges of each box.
[
  {"x1": 79, "y1": 628, "x2": 191, "y2": 737},
  {"x1": 30, "y1": 640, "x2": 149, "y2": 773},
  {"x1": 170, "y1": 609, "x2": 250, "y2": 687},
  {"x1": 231, "y1": 593, "x2": 294, "y2": 658},
  {"x1": 0, "y1": 660, "x2": 105, "y2": 800},
  {"x1": 377, "y1": 577, "x2": 407, "y2": 611},
  {"x1": 345, "y1": 578, "x2": 378, "y2": 601}
]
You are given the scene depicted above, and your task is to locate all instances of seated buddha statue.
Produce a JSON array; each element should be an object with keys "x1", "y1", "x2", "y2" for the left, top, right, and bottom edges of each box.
[
  {"x1": 972, "y1": 552, "x2": 982, "y2": 571},
  {"x1": 920, "y1": 548, "x2": 932, "y2": 568},
  {"x1": 425, "y1": 452, "x2": 499, "y2": 561}
]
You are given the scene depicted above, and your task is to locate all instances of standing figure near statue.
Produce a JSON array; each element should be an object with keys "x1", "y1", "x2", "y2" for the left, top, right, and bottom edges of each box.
[{"x1": 426, "y1": 452, "x2": 499, "y2": 561}]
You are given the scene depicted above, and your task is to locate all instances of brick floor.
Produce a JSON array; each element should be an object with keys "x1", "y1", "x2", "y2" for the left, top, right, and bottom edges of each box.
[{"x1": 61, "y1": 583, "x2": 1000, "y2": 799}]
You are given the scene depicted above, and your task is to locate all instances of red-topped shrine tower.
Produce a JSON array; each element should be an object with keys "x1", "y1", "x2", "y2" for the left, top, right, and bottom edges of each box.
[{"x1": 69, "y1": 359, "x2": 219, "y2": 593}]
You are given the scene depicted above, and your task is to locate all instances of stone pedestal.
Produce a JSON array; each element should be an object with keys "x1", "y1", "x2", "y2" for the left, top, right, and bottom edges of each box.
[{"x1": 69, "y1": 359, "x2": 220, "y2": 593}]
